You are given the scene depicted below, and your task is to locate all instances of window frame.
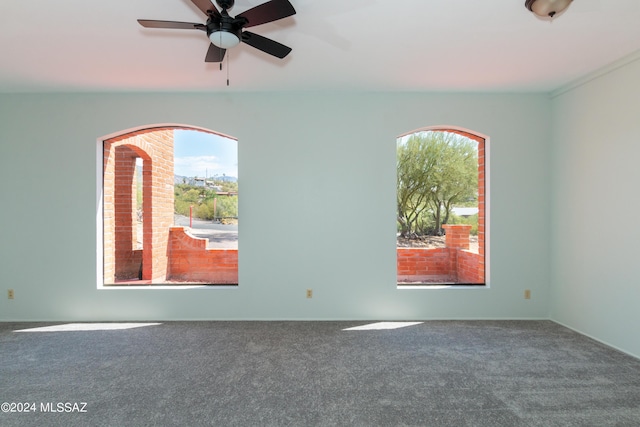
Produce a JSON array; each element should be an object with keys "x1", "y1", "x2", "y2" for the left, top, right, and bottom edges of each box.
[{"x1": 396, "y1": 126, "x2": 489, "y2": 288}]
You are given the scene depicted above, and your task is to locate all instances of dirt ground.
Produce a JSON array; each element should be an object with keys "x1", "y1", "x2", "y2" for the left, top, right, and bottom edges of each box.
[{"x1": 397, "y1": 235, "x2": 479, "y2": 253}]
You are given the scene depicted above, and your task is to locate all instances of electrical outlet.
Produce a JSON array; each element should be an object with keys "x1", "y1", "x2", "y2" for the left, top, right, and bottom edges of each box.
[
  {"x1": 524, "y1": 289, "x2": 531, "y2": 300},
  {"x1": 8, "y1": 289, "x2": 14, "y2": 299},
  {"x1": 306, "y1": 289, "x2": 313, "y2": 299}
]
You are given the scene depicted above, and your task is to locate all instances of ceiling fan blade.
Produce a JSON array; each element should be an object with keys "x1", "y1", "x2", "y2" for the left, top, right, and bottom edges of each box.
[
  {"x1": 241, "y1": 31, "x2": 292, "y2": 58},
  {"x1": 138, "y1": 19, "x2": 205, "y2": 30},
  {"x1": 190, "y1": 0, "x2": 220, "y2": 17},
  {"x1": 236, "y1": 0, "x2": 296, "y2": 28},
  {"x1": 205, "y1": 43, "x2": 226, "y2": 62}
]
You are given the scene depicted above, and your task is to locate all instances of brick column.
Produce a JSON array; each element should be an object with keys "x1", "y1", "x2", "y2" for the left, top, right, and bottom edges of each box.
[
  {"x1": 113, "y1": 146, "x2": 140, "y2": 279},
  {"x1": 103, "y1": 129, "x2": 174, "y2": 284},
  {"x1": 442, "y1": 224, "x2": 472, "y2": 250}
]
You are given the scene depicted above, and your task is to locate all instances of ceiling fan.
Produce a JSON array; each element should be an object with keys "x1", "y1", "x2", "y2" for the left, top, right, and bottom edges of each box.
[{"x1": 138, "y1": 0, "x2": 296, "y2": 63}]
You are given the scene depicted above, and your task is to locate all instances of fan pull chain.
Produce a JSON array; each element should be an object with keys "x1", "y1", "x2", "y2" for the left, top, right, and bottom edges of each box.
[{"x1": 226, "y1": 49, "x2": 230, "y2": 86}]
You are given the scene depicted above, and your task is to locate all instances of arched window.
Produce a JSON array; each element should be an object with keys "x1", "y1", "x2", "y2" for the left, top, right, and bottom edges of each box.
[
  {"x1": 98, "y1": 126, "x2": 238, "y2": 287},
  {"x1": 397, "y1": 127, "x2": 486, "y2": 286}
]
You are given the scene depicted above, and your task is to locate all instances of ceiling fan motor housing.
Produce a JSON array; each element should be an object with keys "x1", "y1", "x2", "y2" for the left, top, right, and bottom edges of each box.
[
  {"x1": 207, "y1": 11, "x2": 246, "y2": 48},
  {"x1": 216, "y1": 0, "x2": 235, "y2": 10}
]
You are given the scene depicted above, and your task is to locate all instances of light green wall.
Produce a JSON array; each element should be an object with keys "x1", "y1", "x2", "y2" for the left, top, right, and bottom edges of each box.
[
  {"x1": 550, "y1": 55, "x2": 640, "y2": 358},
  {"x1": 0, "y1": 92, "x2": 551, "y2": 321}
]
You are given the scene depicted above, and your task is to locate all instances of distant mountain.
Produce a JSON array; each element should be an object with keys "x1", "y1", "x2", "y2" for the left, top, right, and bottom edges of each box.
[
  {"x1": 174, "y1": 175, "x2": 237, "y2": 185},
  {"x1": 174, "y1": 175, "x2": 190, "y2": 185},
  {"x1": 216, "y1": 175, "x2": 237, "y2": 182}
]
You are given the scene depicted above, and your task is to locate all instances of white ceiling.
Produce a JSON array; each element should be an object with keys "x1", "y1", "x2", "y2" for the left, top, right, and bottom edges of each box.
[{"x1": 1, "y1": 0, "x2": 639, "y2": 93}]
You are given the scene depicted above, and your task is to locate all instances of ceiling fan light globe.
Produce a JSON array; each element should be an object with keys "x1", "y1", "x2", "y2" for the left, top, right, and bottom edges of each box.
[
  {"x1": 525, "y1": 0, "x2": 573, "y2": 18},
  {"x1": 209, "y1": 31, "x2": 240, "y2": 49}
]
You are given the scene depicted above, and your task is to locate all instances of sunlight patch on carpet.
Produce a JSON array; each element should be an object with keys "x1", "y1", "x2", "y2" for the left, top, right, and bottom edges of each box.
[
  {"x1": 14, "y1": 323, "x2": 162, "y2": 332},
  {"x1": 343, "y1": 322, "x2": 423, "y2": 331}
]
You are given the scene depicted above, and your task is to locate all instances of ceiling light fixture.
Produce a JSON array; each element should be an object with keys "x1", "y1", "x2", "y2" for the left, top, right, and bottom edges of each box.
[
  {"x1": 209, "y1": 30, "x2": 240, "y2": 49},
  {"x1": 207, "y1": 1, "x2": 242, "y2": 49},
  {"x1": 525, "y1": 0, "x2": 573, "y2": 18}
]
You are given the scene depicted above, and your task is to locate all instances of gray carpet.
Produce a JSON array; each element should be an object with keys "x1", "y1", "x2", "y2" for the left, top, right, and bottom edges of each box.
[{"x1": 1, "y1": 320, "x2": 639, "y2": 426}]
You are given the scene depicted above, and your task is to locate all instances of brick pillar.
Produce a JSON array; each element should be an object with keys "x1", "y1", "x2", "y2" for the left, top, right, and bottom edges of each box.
[
  {"x1": 443, "y1": 224, "x2": 471, "y2": 283},
  {"x1": 103, "y1": 129, "x2": 175, "y2": 284},
  {"x1": 144, "y1": 131, "x2": 174, "y2": 282},
  {"x1": 442, "y1": 224, "x2": 472, "y2": 250},
  {"x1": 103, "y1": 144, "x2": 115, "y2": 284},
  {"x1": 113, "y1": 146, "x2": 139, "y2": 279}
]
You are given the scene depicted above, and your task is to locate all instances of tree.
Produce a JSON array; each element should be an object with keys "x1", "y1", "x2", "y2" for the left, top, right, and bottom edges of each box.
[
  {"x1": 214, "y1": 195, "x2": 238, "y2": 218},
  {"x1": 427, "y1": 133, "x2": 478, "y2": 233},
  {"x1": 174, "y1": 183, "x2": 238, "y2": 220},
  {"x1": 397, "y1": 131, "x2": 477, "y2": 236},
  {"x1": 397, "y1": 134, "x2": 439, "y2": 236}
]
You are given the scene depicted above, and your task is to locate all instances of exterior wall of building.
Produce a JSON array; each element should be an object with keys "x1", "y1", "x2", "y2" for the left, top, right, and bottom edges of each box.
[
  {"x1": 168, "y1": 227, "x2": 238, "y2": 284},
  {"x1": 103, "y1": 129, "x2": 175, "y2": 284}
]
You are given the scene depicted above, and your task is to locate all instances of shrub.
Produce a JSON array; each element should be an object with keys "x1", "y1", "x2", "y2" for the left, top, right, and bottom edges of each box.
[{"x1": 448, "y1": 213, "x2": 478, "y2": 235}]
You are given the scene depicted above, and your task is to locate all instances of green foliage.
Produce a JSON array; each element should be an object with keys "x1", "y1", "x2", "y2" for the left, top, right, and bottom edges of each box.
[
  {"x1": 214, "y1": 195, "x2": 238, "y2": 218},
  {"x1": 174, "y1": 183, "x2": 238, "y2": 220},
  {"x1": 214, "y1": 179, "x2": 238, "y2": 193},
  {"x1": 397, "y1": 131, "x2": 478, "y2": 237},
  {"x1": 397, "y1": 134, "x2": 440, "y2": 236},
  {"x1": 136, "y1": 166, "x2": 143, "y2": 210},
  {"x1": 448, "y1": 213, "x2": 478, "y2": 235}
]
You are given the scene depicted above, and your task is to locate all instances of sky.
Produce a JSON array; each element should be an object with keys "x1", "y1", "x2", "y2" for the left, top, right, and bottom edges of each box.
[{"x1": 173, "y1": 130, "x2": 238, "y2": 178}]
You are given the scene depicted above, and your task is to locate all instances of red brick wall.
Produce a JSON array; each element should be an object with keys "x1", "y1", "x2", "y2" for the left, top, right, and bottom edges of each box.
[
  {"x1": 397, "y1": 248, "x2": 454, "y2": 283},
  {"x1": 103, "y1": 129, "x2": 175, "y2": 284},
  {"x1": 397, "y1": 224, "x2": 483, "y2": 284},
  {"x1": 113, "y1": 146, "x2": 139, "y2": 279},
  {"x1": 457, "y1": 250, "x2": 482, "y2": 283},
  {"x1": 168, "y1": 227, "x2": 238, "y2": 284}
]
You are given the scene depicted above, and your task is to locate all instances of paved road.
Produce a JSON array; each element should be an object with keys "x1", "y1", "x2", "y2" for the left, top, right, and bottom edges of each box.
[{"x1": 174, "y1": 215, "x2": 238, "y2": 249}]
